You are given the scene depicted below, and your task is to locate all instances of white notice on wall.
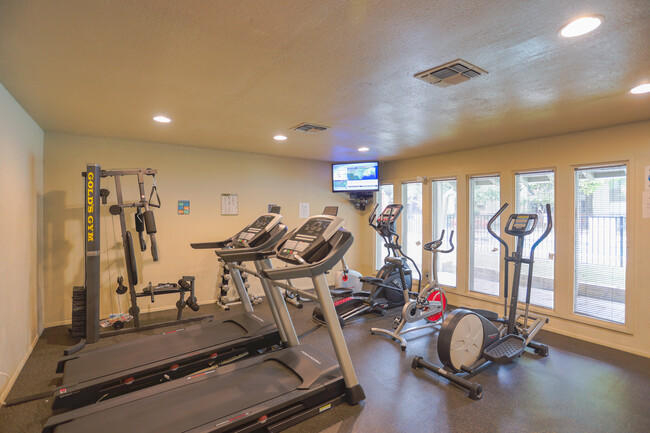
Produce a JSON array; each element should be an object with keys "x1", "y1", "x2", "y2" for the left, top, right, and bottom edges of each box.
[
  {"x1": 299, "y1": 202, "x2": 310, "y2": 218},
  {"x1": 221, "y1": 193, "x2": 239, "y2": 215},
  {"x1": 645, "y1": 165, "x2": 650, "y2": 191},
  {"x1": 643, "y1": 191, "x2": 650, "y2": 219}
]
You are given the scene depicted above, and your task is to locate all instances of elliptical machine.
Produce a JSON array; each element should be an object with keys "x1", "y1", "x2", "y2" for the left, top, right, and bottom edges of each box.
[
  {"x1": 312, "y1": 203, "x2": 421, "y2": 326},
  {"x1": 370, "y1": 230, "x2": 453, "y2": 350},
  {"x1": 412, "y1": 203, "x2": 552, "y2": 399}
]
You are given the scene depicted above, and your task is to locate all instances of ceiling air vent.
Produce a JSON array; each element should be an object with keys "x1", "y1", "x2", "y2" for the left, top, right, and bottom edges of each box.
[
  {"x1": 290, "y1": 122, "x2": 330, "y2": 134},
  {"x1": 414, "y1": 59, "x2": 487, "y2": 87}
]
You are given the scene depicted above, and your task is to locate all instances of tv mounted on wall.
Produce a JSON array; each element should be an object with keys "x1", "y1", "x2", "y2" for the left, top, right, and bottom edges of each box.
[{"x1": 332, "y1": 161, "x2": 379, "y2": 192}]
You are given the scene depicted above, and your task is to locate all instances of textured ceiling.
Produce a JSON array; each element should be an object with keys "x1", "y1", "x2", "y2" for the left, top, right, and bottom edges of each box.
[{"x1": 0, "y1": 0, "x2": 648, "y2": 162}]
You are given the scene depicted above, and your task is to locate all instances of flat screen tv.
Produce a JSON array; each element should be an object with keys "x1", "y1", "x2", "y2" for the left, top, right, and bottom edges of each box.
[{"x1": 332, "y1": 161, "x2": 379, "y2": 192}]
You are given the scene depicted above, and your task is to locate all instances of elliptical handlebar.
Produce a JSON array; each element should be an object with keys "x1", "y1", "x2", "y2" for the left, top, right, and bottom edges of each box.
[
  {"x1": 487, "y1": 203, "x2": 509, "y2": 258},
  {"x1": 368, "y1": 203, "x2": 380, "y2": 228},
  {"x1": 531, "y1": 204, "x2": 553, "y2": 256}
]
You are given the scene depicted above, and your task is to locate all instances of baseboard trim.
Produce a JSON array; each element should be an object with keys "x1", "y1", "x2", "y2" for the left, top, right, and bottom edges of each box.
[
  {"x1": 543, "y1": 324, "x2": 650, "y2": 358},
  {"x1": 1, "y1": 329, "x2": 43, "y2": 403}
]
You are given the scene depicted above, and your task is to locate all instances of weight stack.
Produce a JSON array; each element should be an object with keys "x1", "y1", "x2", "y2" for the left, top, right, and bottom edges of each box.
[{"x1": 70, "y1": 286, "x2": 87, "y2": 338}]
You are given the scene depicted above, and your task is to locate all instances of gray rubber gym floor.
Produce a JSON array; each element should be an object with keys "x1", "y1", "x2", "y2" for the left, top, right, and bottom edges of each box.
[{"x1": 1, "y1": 300, "x2": 649, "y2": 433}]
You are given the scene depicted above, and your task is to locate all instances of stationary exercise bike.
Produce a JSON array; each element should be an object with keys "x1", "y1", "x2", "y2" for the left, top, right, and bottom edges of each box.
[
  {"x1": 371, "y1": 230, "x2": 453, "y2": 350},
  {"x1": 312, "y1": 203, "x2": 421, "y2": 326},
  {"x1": 412, "y1": 203, "x2": 552, "y2": 399}
]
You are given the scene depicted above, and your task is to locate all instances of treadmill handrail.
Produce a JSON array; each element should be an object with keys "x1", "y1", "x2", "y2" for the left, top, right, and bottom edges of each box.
[
  {"x1": 190, "y1": 240, "x2": 230, "y2": 249},
  {"x1": 261, "y1": 229, "x2": 353, "y2": 280}
]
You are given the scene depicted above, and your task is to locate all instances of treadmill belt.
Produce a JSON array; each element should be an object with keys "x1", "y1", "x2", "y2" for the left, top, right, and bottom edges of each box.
[
  {"x1": 64, "y1": 321, "x2": 247, "y2": 384},
  {"x1": 57, "y1": 360, "x2": 302, "y2": 433}
]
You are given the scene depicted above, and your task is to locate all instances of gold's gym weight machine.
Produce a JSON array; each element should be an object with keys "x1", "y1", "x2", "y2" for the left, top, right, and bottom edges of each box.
[{"x1": 67, "y1": 163, "x2": 209, "y2": 355}]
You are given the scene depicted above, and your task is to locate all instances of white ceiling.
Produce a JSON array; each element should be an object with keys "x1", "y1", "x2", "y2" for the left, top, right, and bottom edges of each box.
[{"x1": 0, "y1": 0, "x2": 648, "y2": 162}]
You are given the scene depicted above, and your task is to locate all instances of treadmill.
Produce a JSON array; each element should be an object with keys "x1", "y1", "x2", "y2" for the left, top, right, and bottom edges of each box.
[
  {"x1": 43, "y1": 213, "x2": 366, "y2": 433},
  {"x1": 51, "y1": 212, "x2": 287, "y2": 410}
]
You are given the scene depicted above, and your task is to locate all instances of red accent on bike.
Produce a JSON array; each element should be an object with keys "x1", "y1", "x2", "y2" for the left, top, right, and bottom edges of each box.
[
  {"x1": 334, "y1": 296, "x2": 355, "y2": 306},
  {"x1": 170, "y1": 364, "x2": 179, "y2": 371},
  {"x1": 124, "y1": 377, "x2": 135, "y2": 385},
  {"x1": 209, "y1": 353, "x2": 218, "y2": 359},
  {"x1": 425, "y1": 291, "x2": 447, "y2": 322}
]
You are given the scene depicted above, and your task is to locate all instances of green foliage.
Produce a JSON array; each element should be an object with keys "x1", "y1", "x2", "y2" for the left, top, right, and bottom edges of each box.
[
  {"x1": 578, "y1": 179, "x2": 603, "y2": 196},
  {"x1": 519, "y1": 180, "x2": 554, "y2": 213}
]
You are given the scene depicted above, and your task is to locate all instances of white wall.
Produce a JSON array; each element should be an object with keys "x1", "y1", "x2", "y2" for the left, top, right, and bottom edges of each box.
[
  {"x1": 0, "y1": 83, "x2": 44, "y2": 401},
  {"x1": 43, "y1": 133, "x2": 366, "y2": 326}
]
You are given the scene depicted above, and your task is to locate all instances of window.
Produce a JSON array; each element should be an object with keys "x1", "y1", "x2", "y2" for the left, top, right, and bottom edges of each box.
[
  {"x1": 574, "y1": 165, "x2": 626, "y2": 324},
  {"x1": 402, "y1": 182, "x2": 423, "y2": 273},
  {"x1": 515, "y1": 171, "x2": 555, "y2": 309},
  {"x1": 431, "y1": 179, "x2": 457, "y2": 287},
  {"x1": 375, "y1": 184, "x2": 394, "y2": 270},
  {"x1": 469, "y1": 175, "x2": 501, "y2": 296}
]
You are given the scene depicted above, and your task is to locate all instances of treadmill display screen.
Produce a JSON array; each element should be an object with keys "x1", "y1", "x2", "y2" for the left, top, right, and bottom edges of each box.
[
  {"x1": 281, "y1": 218, "x2": 332, "y2": 255},
  {"x1": 237, "y1": 215, "x2": 276, "y2": 243}
]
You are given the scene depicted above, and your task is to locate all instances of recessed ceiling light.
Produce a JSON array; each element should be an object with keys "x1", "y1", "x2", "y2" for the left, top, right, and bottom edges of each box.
[
  {"x1": 358, "y1": 147, "x2": 370, "y2": 152},
  {"x1": 273, "y1": 135, "x2": 287, "y2": 141},
  {"x1": 153, "y1": 115, "x2": 171, "y2": 123},
  {"x1": 560, "y1": 16, "x2": 602, "y2": 38},
  {"x1": 630, "y1": 83, "x2": 650, "y2": 94}
]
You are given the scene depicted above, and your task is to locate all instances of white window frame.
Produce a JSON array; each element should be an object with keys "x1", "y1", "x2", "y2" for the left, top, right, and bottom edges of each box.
[
  {"x1": 431, "y1": 177, "x2": 458, "y2": 288},
  {"x1": 513, "y1": 168, "x2": 556, "y2": 311},
  {"x1": 571, "y1": 162, "x2": 631, "y2": 328},
  {"x1": 467, "y1": 173, "x2": 502, "y2": 298}
]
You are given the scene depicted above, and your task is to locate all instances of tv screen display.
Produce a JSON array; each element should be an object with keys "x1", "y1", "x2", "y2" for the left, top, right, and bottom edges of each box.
[{"x1": 332, "y1": 161, "x2": 379, "y2": 192}]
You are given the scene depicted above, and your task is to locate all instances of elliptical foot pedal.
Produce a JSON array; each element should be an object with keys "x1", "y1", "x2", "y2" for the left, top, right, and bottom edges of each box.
[{"x1": 483, "y1": 335, "x2": 525, "y2": 363}]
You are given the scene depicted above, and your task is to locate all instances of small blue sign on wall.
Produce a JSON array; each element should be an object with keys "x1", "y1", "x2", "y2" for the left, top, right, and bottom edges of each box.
[{"x1": 178, "y1": 200, "x2": 190, "y2": 215}]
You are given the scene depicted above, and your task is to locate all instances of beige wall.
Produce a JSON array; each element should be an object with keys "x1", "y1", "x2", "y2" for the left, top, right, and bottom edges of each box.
[
  {"x1": 43, "y1": 133, "x2": 366, "y2": 326},
  {"x1": 377, "y1": 121, "x2": 650, "y2": 357},
  {"x1": 0, "y1": 83, "x2": 44, "y2": 401}
]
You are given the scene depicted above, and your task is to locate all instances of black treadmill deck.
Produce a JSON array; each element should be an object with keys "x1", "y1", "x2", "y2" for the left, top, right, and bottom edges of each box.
[
  {"x1": 44, "y1": 346, "x2": 346, "y2": 433},
  {"x1": 54, "y1": 312, "x2": 279, "y2": 410}
]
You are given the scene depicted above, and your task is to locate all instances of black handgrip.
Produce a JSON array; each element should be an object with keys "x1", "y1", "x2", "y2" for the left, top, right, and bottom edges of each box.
[
  {"x1": 531, "y1": 204, "x2": 553, "y2": 255},
  {"x1": 368, "y1": 203, "x2": 379, "y2": 227},
  {"x1": 124, "y1": 231, "x2": 138, "y2": 286},
  {"x1": 487, "y1": 203, "x2": 509, "y2": 253},
  {"x1": 135, "y1": 209, "x2": 146, "y2": 251},
  {"x1": 444, "y1": 230, "x2": 455, "y2": 253},
  {"x1": 143, "y1": 210, "x2": 156, "y2": 234},
  {"x1": 178, "y1": 279, "x2": 192, "y2": 291},
  {"x1": 191, "y1": 240, "x2": 231, "y2": 249}
]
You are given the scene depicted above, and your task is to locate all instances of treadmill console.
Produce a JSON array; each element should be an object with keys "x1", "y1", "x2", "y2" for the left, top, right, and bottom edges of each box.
[
  {"x1": 233, "y1": 213, "x2": 283, "y2": 247},
  {"x1": 277, "y1": 215, "x2": 345, "y2": 264},
  {"x1": 504, "y1": 214, "x2": 538, "y2": 236}
]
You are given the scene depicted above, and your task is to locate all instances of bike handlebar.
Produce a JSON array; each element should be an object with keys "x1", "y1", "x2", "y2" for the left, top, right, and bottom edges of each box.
[{"x1": 424, "y1": 230, "x2": 455, "y2": 254}]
